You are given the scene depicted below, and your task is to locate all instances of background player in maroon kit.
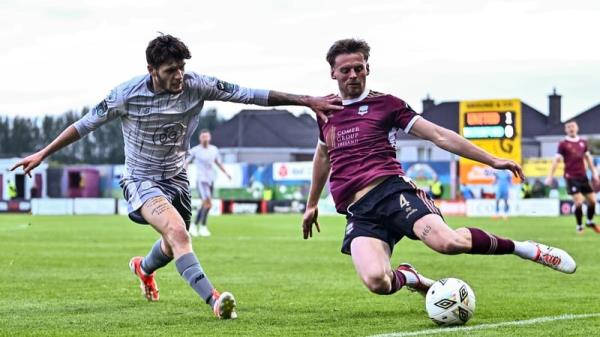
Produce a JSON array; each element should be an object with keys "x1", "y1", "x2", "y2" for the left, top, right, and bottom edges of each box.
[
  {"x1": 302, "y1": 38, "x2": 576, "y2": 299},
  {"x1": 546, "y1": 120, "x2": 599, "y2": 234}
]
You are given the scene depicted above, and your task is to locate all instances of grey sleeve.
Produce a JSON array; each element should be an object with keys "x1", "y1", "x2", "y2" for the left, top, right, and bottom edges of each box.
[
  {"x1": 73, "y1": 88, "x2": 125, "y2": 137},
  {"x1": 190, "y1": 72, "x2": 270, "y2": 106},
  {"x1": 186, "y1": 147, "x2": 196, "y2": 164}
]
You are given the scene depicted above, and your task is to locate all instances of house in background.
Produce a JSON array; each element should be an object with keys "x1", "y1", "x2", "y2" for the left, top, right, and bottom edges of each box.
[
  {"x1": 0, "y1": 158, "x2": 48, "y2": 200},
  {"x1": 396, "y1": 90, "x2": 600, "y2": 162},
  {"x1": 212, "y1": 109, "x2": 319, "y2": 164},
  {"x1": 537, "y1": 92, "x2": 600, "y2": 157}
]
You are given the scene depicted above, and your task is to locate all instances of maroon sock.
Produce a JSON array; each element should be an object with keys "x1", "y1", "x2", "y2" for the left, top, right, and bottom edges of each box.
[
  {"x1": 467, "y1": 227, "x2": 515, "y2": 255},
  {"x1": 387, "y1": 270, "x2": 406, "y2": 295},
  {"x1": 587, "y1": 203, "x2": 596, "y2": 222},
  {"x1": 575, "y1": 206, "x2": 583, "y2": 225}
]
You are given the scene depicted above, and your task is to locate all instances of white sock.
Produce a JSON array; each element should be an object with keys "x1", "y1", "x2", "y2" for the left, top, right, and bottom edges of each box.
[
  {"x1": 586, "y1": 219, "x2": 594, "y2": 225},
  {"x1": 513, "y1": 241, "x2": 537, "y2": 260},
  {"x1": 399, "y1": 270, "x2": 418, "y2": 286}
]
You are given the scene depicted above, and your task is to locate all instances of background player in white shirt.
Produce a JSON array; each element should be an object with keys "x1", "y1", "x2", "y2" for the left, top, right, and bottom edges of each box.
[
  {"x1": 11, "y1": 33, "x2": 341, "y2": 319},
  {"x1": 187, "y1": 129, "x2": 230, "y2": 237}
]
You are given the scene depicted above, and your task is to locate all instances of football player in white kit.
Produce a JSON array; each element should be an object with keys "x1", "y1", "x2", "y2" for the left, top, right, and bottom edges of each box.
[
  {"x1": 11, "y1": 33, "x2": 341, "y2": 319},
  {"x1": 187, "y1": 129, "x2": 230, "y2": 237}
]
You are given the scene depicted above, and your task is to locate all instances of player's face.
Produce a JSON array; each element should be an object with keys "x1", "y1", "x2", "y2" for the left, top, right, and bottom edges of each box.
[
  {"x1": 149, "y1": 60, "x2": 185, "y2": 94},
  {"x1": 200, "y1": 132, "x2": 211, "y2": 145},
  {"x1": 331, "y1": 53, "x2": 369, "y2": 99},
  {"x1": 564, "y1": 122, "x2": 578, "y2": 137}
]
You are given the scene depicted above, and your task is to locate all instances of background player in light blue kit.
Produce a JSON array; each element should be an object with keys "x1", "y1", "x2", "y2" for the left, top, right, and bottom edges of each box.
[
  {"x1": 494, "y1": 169, "x2": 513, "y2": 219},
  {"x1": 11, "y1": 33, "x2": 341, "y2": 319}
]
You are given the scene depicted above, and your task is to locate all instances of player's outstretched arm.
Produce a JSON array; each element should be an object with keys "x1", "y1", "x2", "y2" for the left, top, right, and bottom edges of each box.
[
  {"x1": 10, "y1": 125, "x2": 81, "y2": 176},
  {"x1": 267, "y1": 92, "x2": 342, "y2": 122},
  {"x1": 214, "y1": 159, "x2": 231, "y2": 180},
  {"x1": 545, "y1": 155, "x2": 561, "y2": 185},
  {"x1": 410, "y1": 118, "x2": 525, "y2": 181},
  {"x1": 303, "y1": 143, "x2": 330, "y2": 239},
  {"x1": 585, "y1": 152, "x2": 599, "y2": 182},
  {"x1": 184, "y1": 151, "x2": 194, "y2": 171},
  {"x1": 195, "y1": 74, "x2": 342, "y2": 121}
]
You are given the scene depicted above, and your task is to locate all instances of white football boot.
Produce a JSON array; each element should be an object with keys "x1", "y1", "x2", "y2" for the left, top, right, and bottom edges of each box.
[
  {"x1": 530, "y1": 241, "x2": 577, "y2": 274},
  {"x1": 198, "y1": 226, "x2": 211, "y2": 237},
  {"x1": 189, "y1": 224, "x2": 200, "y2": 237},
  {"x1": 212, "y1": 290, "x2": 237, "y2": 319}
]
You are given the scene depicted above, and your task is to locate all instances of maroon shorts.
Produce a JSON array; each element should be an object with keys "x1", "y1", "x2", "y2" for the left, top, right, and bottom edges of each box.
[
  {"x1": 341, "y1": 175, "x2": 442, "y2": 255},
  {"x1": 566, "y1": 177, "x2": 593, "y2": 195}
]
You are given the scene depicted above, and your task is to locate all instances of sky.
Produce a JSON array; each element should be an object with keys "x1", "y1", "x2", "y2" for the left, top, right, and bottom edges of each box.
[{"x1": 1, "y1": 0, "x2": 599, "y2": 121}]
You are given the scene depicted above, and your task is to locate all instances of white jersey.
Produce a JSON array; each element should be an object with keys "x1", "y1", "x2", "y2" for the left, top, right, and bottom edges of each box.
[
  {"x1": 73, "y1": 72, "x2": 269, "y2": 180},
  {"x1": 188, "y1": 144, "x2": 220, "y2": 183}
]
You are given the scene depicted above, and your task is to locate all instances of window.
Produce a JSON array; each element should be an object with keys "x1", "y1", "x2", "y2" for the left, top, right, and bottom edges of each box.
[
  {"x1": 417, "y1": 147, "x2": 432, "y2": 161},
  {"x1": 68, "y1": 172, "x2": 82, "y2": 188}
]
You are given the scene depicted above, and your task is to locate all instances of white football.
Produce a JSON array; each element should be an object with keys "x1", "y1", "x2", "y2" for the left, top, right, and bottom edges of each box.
[{"x1": 425, "y1": 278, "x2": 476, "y2": 326}]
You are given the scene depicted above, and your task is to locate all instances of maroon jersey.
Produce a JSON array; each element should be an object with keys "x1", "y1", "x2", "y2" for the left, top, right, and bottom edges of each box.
[
  {"x1": 317, "y1": 90, "x2": 420, "y2": 213},
  {"x1": 557, "y1": 137, "x2": 589, "y2": 179}
]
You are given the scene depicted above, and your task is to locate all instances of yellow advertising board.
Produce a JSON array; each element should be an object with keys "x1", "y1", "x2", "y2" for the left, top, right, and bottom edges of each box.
[
  {"x1": 522, "y1": 158, "x2": 563, "y2": 178},
  {"x1": 459, "y1": 99, "x2": 522, "y2": 184}
]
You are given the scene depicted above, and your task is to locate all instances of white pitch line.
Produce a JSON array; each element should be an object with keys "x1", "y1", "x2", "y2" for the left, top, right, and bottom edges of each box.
[{"x1": 367, "y1": 313, "x2": 600, "y2": 337}]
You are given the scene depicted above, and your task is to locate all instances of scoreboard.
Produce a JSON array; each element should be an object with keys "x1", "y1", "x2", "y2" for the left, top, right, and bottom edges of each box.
[
  {"x1": 463, "y1": 111, "x2": 516, "y2": 140},
  {"x1": 459, "y1": 99, "x2": 522, "y2": 184}
]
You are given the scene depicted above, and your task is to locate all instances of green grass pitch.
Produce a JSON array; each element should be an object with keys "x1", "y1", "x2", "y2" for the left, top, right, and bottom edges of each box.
[{"x1": 1, "y1": 214, "x2": 599, "y2": 336}]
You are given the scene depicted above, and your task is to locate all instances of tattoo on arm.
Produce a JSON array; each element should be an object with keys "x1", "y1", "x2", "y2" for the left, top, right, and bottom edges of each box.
[
  {"x1": 267, "y1": 91, "x2": 307, "y2": 106},
  {"x1": 421, "y1": 225, "x2": 432, "y2": 238}
]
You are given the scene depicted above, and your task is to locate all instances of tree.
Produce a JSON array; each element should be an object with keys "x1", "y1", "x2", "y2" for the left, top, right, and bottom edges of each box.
[
  {"x1": 1, "y1": 106, "x2": 222, "y2": 163},
  {"x1": 40, "y1": 115, "x2": 60, "y2": 149},
  {"x1": 0, "y1": 116, "x2": 9, "y2": 155},
  {"x1": 189, "y1": 107, "x2": 224, "y2": 147},
  {"x1": 44, "y1": 110, "x2": 82, "y2": 164},
  {"x1": 10, "y1": 117, "x2": 38, "y2": 156}
]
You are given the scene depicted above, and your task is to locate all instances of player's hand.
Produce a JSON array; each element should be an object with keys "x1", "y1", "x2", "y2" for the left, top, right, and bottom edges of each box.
[
  {"x1": 302, "y1": 206, "x2": 321, "y2": 239},
  {"x1": 491, "y1": 158, "x2": 525, "y2": 182},
  {"x1": 544, "y1": 176, "x2": 553, "y2": 186},
  {"x1": 10, "y1": 150, "x2": 45, "y2": 177},
  {"x1": 307, "y1": 94, "x2": 342, "y2": 123},
  {"x1": 592, "y1": 174, "x2": 600, "y2": 192}
]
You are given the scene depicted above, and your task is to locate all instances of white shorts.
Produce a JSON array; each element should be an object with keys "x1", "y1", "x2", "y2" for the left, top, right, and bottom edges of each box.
[
  {"x1": 120, "y1": 170, "x2": 191, "y2": 227},
  {"x1": 196, "y1": 181, "x2": 213, "y2": 200}
]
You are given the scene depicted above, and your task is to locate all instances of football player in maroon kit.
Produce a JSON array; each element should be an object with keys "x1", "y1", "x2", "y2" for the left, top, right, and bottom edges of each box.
[
  {"x1": 546, "y1": 120, "x2": 599, "y2": 234},
  {"x1": 302, "y1": 38, "x2": 576, "y2": 298}
]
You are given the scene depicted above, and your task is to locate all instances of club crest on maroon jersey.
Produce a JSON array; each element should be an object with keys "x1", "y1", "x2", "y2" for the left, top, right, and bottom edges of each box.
[{"x1": 358, "y1": 105, "x2": 369, "y2": 116}]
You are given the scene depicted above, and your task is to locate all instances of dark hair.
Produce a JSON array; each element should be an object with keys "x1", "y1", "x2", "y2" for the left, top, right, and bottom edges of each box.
[
  {"x1": 565, "y1": 119, "x2": 578, "y2": 125},
  {"x1": 199, "y1": 129, "x2": 211, "y2": 134},
  {"x1": 146, "y1": 33, "x2": 191, "y2": 68},
  {"x1": 326, "y1": 38, "x2": 370, "y2": 67}
]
